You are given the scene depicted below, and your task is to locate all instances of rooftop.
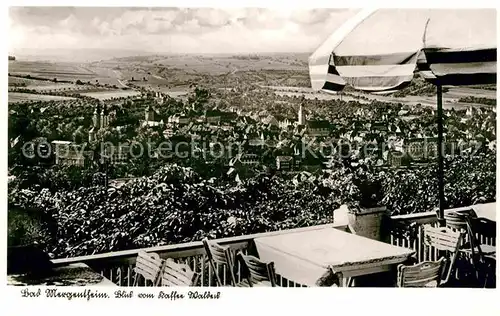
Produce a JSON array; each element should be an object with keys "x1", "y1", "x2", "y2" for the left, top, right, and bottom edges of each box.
[
  {"x1": 307, "y1": 120, "x2": 331, "y2": 129},
  {"x1": 51, "y1": 140, "x2": 73, "y2": 145},
  {"x1": 276, "y1": 155, "x2": 293, "y2": 162}
]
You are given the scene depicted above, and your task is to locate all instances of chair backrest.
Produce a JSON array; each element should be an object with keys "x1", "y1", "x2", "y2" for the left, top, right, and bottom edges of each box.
[
  {"x1": 202, "y1": 237, "x2": 237, "y2": 286},
  {"x1": 236, "y1": 251, "x2": 277, "y2": 287},
  {"x1": 423, "y1": 225, "x2": 464, "y2": 285},
  {"x1": 133, "y1": 251, "x2": 163, "y2": 286},
  {"x1": 445, "y1": 210, "x2": 474, "y2": 230},
  {"x1": 323, "y1": 267, "x2": 342, "y2": 287},
  {"x1": 468, "y1": 217, "x2": 496, "y2": 239},
  {"x1": 397, "y1": 258, "x2": 446, "y2": 287},
  {"x1": 159, "y1": 258, "x2": 197, "y2": 287},
  {"x1": 423, "y1": 225, "x2": 462, "y2": 252}
]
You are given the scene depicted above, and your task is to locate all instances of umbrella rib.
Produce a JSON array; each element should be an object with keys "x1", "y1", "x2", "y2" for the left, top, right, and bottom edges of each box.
[{"x1": 422, "y1": 17, "x2": 431, "y2": 47}]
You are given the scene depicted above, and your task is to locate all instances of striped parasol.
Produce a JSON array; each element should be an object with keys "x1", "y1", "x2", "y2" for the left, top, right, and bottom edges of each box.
[
  {"x1": 309, "y1": 8, "x2": 496, "y2": 93},
  {"x1": 309, "y1": 8, "x2": 497, "y2": 225}
]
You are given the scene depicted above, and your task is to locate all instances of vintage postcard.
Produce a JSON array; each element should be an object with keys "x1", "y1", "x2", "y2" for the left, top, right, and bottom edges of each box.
[{"x1": 4, "y1": 3, "x2": 498, "y2": 315}]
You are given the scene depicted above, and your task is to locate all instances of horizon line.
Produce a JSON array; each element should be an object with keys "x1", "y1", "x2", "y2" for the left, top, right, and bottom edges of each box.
[{"x1": 10, "y1": 48, "x2": 313, "y2": 54}]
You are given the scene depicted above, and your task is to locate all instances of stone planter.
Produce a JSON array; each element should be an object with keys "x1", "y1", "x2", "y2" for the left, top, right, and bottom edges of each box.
[{"x1": 347, "y1": 206, "x2": 388, "y2": 241}]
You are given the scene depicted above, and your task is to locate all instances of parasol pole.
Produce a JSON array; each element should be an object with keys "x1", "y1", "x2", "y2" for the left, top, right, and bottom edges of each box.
[
  {"x1": 423, "y1": 16, "x2": 445, "y2": 226},
  {"x1": 436, "y1": 84, "x2": 446, "y2": 227}
]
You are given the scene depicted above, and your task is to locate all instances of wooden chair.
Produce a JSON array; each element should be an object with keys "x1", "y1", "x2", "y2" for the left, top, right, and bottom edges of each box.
[
  {"x1": 444, "y1": 209, "x2": 474, "y2": 231},
  {"x1": 323, "y1": 267, "x2": 343, "y2": 287},
  {"x1": 236, "y1": 251, "x2": 277, "y2": 287},
  {"x1": 397, "y1": 258, "x2": 446, "y2": 287},
  {"x1": 202, "y1": 237, "x2": 248, "y2": 287},
  {"x1": 463, "y1": 217, "x2": 496, "y2": 257},
  {"x1": 422, "y1": 225, "x2": 462, "y2": 285},
  {"x1": 133, "y1": 251, "x2": 164, "y2": 286},
  {"x1": 462, "y1": 217, "x2": 496, "y2": 287},
  {"x1": 158, "y1": 258, "x2": 198, "y2": 287}
]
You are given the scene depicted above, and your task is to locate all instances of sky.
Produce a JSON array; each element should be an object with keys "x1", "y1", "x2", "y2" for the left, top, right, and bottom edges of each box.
[{"x1": 9, "y1": 7, "x2": 359, "y2": 54}]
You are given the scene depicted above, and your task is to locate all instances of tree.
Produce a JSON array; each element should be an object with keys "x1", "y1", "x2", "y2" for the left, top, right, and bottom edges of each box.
[{"x1": 72, "y1": 127, "x2": 85, "y2": 144}]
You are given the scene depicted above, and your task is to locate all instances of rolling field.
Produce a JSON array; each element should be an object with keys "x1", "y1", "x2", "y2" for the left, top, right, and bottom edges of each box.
[
  {"x1": 23, "y1": 83, "x2": 112, "y2": 94},
  {"x1": 8, "y1": 76, "x2": 119, "y2": 96},
  {"x1": 166, "y1": 55, "x2": 305, "y2": 72},
  {"x1": 9, "y1": 60, "x2": 124, "y2": 87},
  {"x1": 79, "y1": 90, "x2": 141, "y2": 100},
  {"x1": 9, "y1": 61, "x2": 94, "y2": 78},
  {"x1": 84, "y1": 65, "x2": 125, "y2": 86},
  {"x1": 24, "y1": 83, "x2": 78, "y2": 92},
  {"x1": 112, "y1": 53, "x2": 308, "y2": 74},
  {"x1": 7, "y1": 76, "x2": 81, "y2": 88},
  {"x1": 8, "y1": 76, "x2": 30, "y2": 86},
  {"x1": 91, "y1": 53, "x2": 310, "y2": 89},
  {"x1": 9, "y1": 53, "x2": 311, "y2": 93},
  {"x1": 9, "y1": 92, "x2": 76, "y2": 104}
]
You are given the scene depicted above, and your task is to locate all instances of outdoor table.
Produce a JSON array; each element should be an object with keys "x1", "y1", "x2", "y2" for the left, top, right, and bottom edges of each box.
[
  {"x1": 471, "y1": 203, "x2": 496, "y2": 222},
  {"x1": 254, "y1": 227, "x2": 415, "y2": 287},
  {"x1": 8, "y1": 262, "x2": 116, "y2": 286}
]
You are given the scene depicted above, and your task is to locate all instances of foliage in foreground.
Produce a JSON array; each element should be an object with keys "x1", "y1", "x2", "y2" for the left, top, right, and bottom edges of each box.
[
  {"x1": 8, "y1": 149, "x2": 496, "y2": 258},
  {"x1": 9, "y1": 165, "x2": 337, "y2": 257}
]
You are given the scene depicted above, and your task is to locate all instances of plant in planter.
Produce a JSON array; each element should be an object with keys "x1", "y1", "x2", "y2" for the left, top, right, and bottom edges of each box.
[{"x1": 345, "y1": 165, "x2": 388, "y2": 240}]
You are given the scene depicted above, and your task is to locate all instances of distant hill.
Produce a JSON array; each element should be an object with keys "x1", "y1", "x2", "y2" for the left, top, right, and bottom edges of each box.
[
  {"x1": 9, "y1": 49, "x2": 313, "y2": 65},
  {"x1": 9, "y1": 48, "x2": 156, "y2": 63},
  {"x1": 103, "y1": 53, "x2": 310, "y2": 75}
]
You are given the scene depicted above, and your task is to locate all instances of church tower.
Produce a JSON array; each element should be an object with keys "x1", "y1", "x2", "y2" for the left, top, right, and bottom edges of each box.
[
  {"x1": 100, "y1": 104, "x2": 105, "y2": 129},
  {"x1": 89, "y1": 104, "x2": 100, "y2": 143},
  {"x1": 100, "y1": 102, "x2": 108, "y2": 128},
  {"x1": 93, "y1": 104, "x2": 100, "y2": 129},
  {"x1": 145, "y1": 104, "x2": 154, "y2": 122},
  {"x1": 298, "y1": 103, "x2": 305, "y2": 125}
]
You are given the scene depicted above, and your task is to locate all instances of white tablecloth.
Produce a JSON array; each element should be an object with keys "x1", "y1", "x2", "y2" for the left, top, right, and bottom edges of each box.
[
  {"x1": 471, "y1": 203, "x2": 496, "y2": 222},
  {"x1": 254, "y1": 227, "x2": 414, "y2": 286}
]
